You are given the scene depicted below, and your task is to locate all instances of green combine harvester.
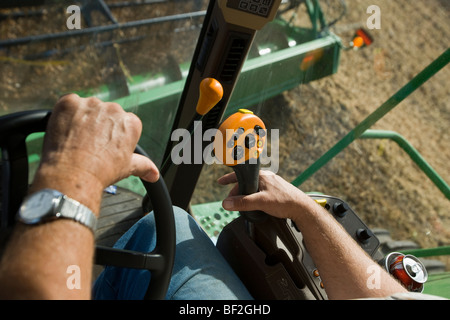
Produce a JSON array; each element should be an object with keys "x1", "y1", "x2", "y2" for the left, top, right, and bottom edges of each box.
[{"x1": 0, "y1": 0, "x2": 448, "y2": 299}]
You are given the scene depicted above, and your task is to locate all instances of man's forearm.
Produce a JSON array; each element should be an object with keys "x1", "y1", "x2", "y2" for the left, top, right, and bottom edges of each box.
[
  {"x1": 0, "y1": 221, "x2": 95, "y2": 299},
  {"x1": 219, "y1": 171, "x2": 408, "y2": 299},
  {"x1": 0, "y1": 166, "x2": 102, "y2": 299},
  {"x1": 292, "y1": 197, "x2": 407, "y2": 299}
]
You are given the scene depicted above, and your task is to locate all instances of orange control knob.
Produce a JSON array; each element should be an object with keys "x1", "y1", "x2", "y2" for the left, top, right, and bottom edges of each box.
[
  {"x1": 196, "y1": 78, "x2": 224, "y2": 116},
  {"x1": 214, "y1": 109, "x2": 266, "y2": 166}
]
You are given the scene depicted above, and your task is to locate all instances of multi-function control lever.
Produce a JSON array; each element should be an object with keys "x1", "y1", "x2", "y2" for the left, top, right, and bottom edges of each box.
[
  {"x1": 155, "y1": 78, "x2": 223, "y2": 212},
  {"x1": 187, "y1": 77, "x2": 224, "y2": 133},
  {"x1": 164, "y1": 77, "x2": 223, "y2": 163},
  {"x1": 214, "y1": 109, "x2": 267, "y2": 223},
  {"x1": 196, "y1": 78, "x2": 224, "y2": 116}
]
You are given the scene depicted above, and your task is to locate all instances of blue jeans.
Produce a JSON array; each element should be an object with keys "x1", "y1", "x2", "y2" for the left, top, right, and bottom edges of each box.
[{"x1": 93, "y1": 207, "x2": 253, "y2": 300}]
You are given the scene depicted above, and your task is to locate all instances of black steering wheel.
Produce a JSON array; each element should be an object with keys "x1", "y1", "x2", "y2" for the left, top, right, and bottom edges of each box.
[{"x1": 0, "y1": 109, "x2": 176, "y2": 300}]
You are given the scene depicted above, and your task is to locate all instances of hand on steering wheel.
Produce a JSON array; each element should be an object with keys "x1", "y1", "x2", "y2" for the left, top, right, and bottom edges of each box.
[{"x1": 0, "y1": 100, "x2": 175, "y2": 300}]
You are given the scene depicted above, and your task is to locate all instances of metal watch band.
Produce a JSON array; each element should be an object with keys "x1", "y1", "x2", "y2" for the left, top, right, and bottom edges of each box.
[{"x1": 58, "y1": 195, "x2": 97, "y2": 233}]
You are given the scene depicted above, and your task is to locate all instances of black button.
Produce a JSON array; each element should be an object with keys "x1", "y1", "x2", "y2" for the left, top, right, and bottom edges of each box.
[
  {"x1": 333, "y1": 202, "x2": 349, "y2": 217},
  {"x1": 356, "y1": 228, "x2": 372, "y2": 243},
  {"x1": 254, "y1": 125, "x2": 266, "y2": 137},
  {"x1": 239, "y1": 1, "x2": 249, "y2": 10},
  {"x1": 245, "y1": 134, "x2": 256, "y2": 148},
  {"x1": 259, "y1": 7, "x2": 268, "y2": 15},
  {"x1": 232, "y1": 146, "x2": 244, "y2": 160}
]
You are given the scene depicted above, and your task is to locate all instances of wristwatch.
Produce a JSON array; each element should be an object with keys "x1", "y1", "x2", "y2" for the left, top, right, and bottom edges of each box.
[{"x1": 17, "y1": 189, "x2": 97, "y2": 233}]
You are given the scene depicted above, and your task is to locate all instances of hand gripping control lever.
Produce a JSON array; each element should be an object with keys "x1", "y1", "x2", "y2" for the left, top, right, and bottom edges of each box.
[{"x1": 214, "y1": 109, "x2": 267, "y2": 223}]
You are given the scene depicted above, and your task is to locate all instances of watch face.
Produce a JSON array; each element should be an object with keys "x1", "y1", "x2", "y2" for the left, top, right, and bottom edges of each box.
[{"x1": 19, "y1": 189, "x2": 60, "y2": 224}]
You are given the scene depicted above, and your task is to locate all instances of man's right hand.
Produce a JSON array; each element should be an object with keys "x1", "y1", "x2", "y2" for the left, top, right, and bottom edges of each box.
[{"x1": 31, "y1": 93, "x2": 159, "y2": 214}]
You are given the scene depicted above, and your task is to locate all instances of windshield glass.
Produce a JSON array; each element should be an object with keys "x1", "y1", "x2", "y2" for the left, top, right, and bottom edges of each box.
[
  {"x1": 1, "y1": 0, "x2": 449, "y2": 265},
  {"x1": 1, "y1": 0, "x2": 206, "y2": 168}
]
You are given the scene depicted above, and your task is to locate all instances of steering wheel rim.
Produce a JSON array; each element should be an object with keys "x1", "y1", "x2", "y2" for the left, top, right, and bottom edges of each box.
[{"x1": 0, "y1": 109, "x2": 176, "y2": 300}]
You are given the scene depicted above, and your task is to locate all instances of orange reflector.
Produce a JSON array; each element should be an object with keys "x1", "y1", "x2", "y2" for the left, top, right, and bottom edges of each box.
[
  {"x1": 352, "y1": 36, "x2": 364, "y2": 48},
  {"x1": 354, "y1": 28, "x2": 374, "y2": 47},
  {"x1": 300, "y1": 49, "x2": 324, "y2": 71}
]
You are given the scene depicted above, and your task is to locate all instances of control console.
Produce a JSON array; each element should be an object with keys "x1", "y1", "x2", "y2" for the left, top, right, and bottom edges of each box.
[
  {"x1": 216, "y1": 194, "x2": 380, "y2": 300},
  {"x1": 213, "y1": 108, "x2": 380, "y2": 299}
]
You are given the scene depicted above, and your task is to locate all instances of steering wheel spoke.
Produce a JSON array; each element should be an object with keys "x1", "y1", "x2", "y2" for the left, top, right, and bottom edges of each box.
[{"x1": 95, "y1": 246, "x2": 167, "y2": 271}]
